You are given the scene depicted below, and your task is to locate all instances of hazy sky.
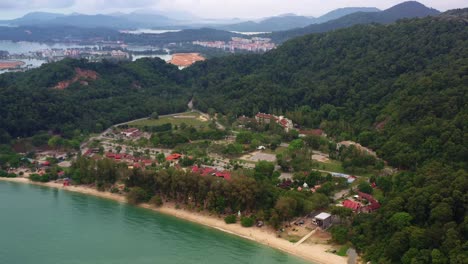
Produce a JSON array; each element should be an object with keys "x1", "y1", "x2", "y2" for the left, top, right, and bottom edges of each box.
[{"x1": 0, "y1": 0, "x2": 466, "y2": 19}]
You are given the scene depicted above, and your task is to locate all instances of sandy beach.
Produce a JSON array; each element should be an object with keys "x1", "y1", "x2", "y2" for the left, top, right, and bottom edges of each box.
[{"x1": 0, "y1": 177, "x2": 347, "y2": 264}]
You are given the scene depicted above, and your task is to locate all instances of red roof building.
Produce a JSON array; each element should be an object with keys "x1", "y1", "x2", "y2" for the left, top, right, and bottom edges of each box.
[
  {"x1": 299, "y1": 129, "x2": 324, "y2": 136},
  {"x1": 121, "y1": 128, "x2": 140, "y2": 137},
  {"x1": 358, "y1": 192, "x2": 381, "y2": 212},
  {"x1": 142, "y1": 159, "x2": 153, "y2": 166},
  {"x1": 214, "y1": 171, "x2": 231, "y2": 180},
  {"x1": 192, "y1": 166, "x2": 231, "y2": 180},
  {"x1": 256, "y1": 113, "x2": 276, "y2": 120},
  {"x1": 343, "y1": 200, "x2": 361, "y2": 211},
  {"x1": 166, "y1": 153, "x2": 183, "y2": 161},
  {"x1": 255, "y1": 113, "x2": 293, "y2": 132}
]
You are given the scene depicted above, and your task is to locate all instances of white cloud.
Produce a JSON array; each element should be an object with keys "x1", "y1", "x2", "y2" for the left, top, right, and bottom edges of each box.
[{"x1": 0, "y1": 0, "x2": 75, "y2": 9}]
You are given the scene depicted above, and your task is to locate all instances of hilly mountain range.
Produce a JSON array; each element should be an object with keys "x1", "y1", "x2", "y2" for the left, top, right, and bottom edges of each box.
[
  {"x1": 267, "y1": 1, "x2": 440, "y2": 42},
  {"x1": 0, "y1": 11, "x2": 176, "y2": 29},
  {"x1": 0, "y1": 1, "x2": 436, "y2": 32},
  {"x1": 218, "y1": 7, "x2": 380, "y2": 32}
]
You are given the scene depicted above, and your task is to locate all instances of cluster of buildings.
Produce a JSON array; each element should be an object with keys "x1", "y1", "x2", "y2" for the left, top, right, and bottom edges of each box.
[
  {"x1": 82, "y1": 149, "x2": 233, "y2": 182},
  {"x1": 342, "y1": 192, "x2": 381, "y2": 213},
  {"x1": 104, "y1": 152, "x2": 156, "y2": 169},
  {"x1": 255, "y1": 113, "x2": 294, "y2": 132},
  {"x1": 193, "y1": 37, "x2": 276, "y2": 53},
  {"x1": 120, "y1": 128, "x2": 143, "y2": 138},
  {"x1": 38, "y1": 48, "x2": 130, "y2": 62},
  {"x1": 191, "y1": 166, "x2": 232, "y2": 180}
]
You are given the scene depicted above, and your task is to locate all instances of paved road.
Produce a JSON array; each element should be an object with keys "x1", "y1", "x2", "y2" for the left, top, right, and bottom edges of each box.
[{"x1": 347, "y1": 248, "x2": 358, "y2": 264}]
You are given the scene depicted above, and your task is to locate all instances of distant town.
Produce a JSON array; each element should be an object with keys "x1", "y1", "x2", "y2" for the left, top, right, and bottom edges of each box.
[
  {"x1": 193, "y1": 37, "x2": 276, "y2": 52},
  {"x1": 0, "y1": 36, "x2": 276, "y2": 74}
]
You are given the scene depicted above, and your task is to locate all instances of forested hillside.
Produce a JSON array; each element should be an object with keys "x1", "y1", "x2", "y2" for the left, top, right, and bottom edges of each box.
[
  {"x1": 184, "y1": 13, "x2": 468, "y2": 262},
  {"x1": 266, "y1": 1, "x2": 440, "y2": 43},
  {"x1": 186, "y1": 14, "x2": 467, "y2": 170},
  {"x1": 0, "y1": 58, "x2": 188, "y2": 141},
  {"x1": 0, "y1": 11, "x2": 466, "y2": 263}
]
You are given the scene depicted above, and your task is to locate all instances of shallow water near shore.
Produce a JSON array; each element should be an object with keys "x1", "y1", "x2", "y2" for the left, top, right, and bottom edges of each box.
[{"x1": 0, "y1": 181, "x2": 309, "y2": 264}]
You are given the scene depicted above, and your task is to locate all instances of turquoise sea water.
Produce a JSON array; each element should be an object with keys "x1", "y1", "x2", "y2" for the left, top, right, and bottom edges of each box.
[{"x1": 0, "y1": 181, "x2": 309, "y2": 264}]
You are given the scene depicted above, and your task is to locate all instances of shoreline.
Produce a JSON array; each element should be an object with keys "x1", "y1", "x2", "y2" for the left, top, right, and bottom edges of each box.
[{"x1": 0, "y1": 177, "x2": 347, "y2": 264}]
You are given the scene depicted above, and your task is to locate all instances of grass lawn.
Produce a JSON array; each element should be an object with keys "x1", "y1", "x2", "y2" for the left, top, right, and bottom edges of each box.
[
  {"x1": 316, "y1": 160, "x2": 346, "y2": 173},
  {"x1": 315, "y1": 160, "x2": 377, "y2": 177},
  {"x1": 273, "y1": 146, "x2": 288, "y2": 155},
  {"x1": 337, "y1": 245, "x2": 349, "y2": 256},
  {"x1": 128, "y1": 112, "x2": 209, "y2": 129}
]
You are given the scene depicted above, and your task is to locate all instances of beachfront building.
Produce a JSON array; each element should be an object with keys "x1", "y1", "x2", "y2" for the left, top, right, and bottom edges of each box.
[{"x1": 314, "y1": 212, "x2": 332, "y2": 229}]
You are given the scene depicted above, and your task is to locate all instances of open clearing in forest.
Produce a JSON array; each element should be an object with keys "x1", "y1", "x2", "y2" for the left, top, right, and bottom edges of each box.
[
  {"x1": 241, "y1": 151, "x2": 277, "y2": 162},
  {"x1": 128, "y1": 112, "x2": 209, "y2": 129}
]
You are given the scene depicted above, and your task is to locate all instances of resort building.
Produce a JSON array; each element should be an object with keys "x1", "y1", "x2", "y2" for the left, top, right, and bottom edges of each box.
[
  {"x1": 121, "y1": 128, "x2": 140, "y2": 137},
  {"x1": 255, "y1": 113, "x2": 294, "y2": 132}
]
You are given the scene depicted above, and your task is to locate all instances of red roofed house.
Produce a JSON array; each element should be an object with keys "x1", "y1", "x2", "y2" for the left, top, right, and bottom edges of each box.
[
  {"x1": 106, "y1": 152, "x2": 116, "y2": 158},
  {"x1": 358, "y1": 192, "x2": 381, "y2": 212},
  {"x1": 358, "y1": 192, "x2": 378, "y2": 204},
  {"x1": 192, "y1": 166, "x2": 231, "y2": 181},
  {"x1": 343, "y1": 200, "x2": 361, "y2": 211},
  {"x1": 121, "y1": 128, "x2": 139, "y2": 137},
  {"x1": 299, "y1": 129, "x2": 325, "y2": 137},
  {"x1": 255, "y1": 113, "x2": 277, "y2": 124},
  {"x1": 166, "y1": 153, "x2": 183, "y2": 161},
  {"x1": 365, "y1": 202, "x2": 381, "y2": 212},
  {"x1": 142, "y1": 160, "x2": 153, "y2": 166},
  {"x1": 255, "y1": 113, "x2": 293, "y2": 132},
  {"x1": 278, "y1": 117, "x2": 294, "y2": 132},
  {"x1": 84, "y1": 149, "x2": 93, "y2": 156}
]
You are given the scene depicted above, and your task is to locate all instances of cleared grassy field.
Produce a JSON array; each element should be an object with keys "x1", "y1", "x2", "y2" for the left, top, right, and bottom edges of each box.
[
  {"x1": 316, "y1": 160, "x2": 346, "y2": 173},
  {"x1": 128, "y1": 112, "x2": 209, "y2": 129}
]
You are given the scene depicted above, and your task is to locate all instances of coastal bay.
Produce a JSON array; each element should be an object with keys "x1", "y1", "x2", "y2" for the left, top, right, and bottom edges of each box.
[{"x1": 0, "y1": 178, "x2": 346, "y2": 264}]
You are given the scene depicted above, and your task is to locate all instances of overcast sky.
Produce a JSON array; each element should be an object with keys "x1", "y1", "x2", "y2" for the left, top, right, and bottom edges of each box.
[{"x1": 0, "y1": 0, "x2": 466, "y2": 19}]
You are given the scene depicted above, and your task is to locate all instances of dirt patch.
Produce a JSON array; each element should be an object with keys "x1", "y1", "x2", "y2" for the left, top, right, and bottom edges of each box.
[
  {"x1": 312, "y1": 154, "x2": 329, "y2": 163},
  {"x1": 305, "y1": 229, "x2": 332, "y2": 244},
  {"x1": 54, "y1": 68, "x2": 98, "y2": 90},
  {"x1": 375, "y1": 117, "x2": 390, "y2": 131},
  {"x1": 0, "y1": 60, "x2": 24, "y2": 70},
  {"x1": 169, "y1": 53, "x2": 205, "y2": 67},
  {"x1": 241, "y1": 151, "x2": 277, "y2": 162}
]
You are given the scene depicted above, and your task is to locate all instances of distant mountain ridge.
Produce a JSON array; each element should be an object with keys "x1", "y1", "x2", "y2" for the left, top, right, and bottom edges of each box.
[
  {"x1": 0, "y1": 12, "x2": 178, "y2": 29},
  {"x1": 268, "y1": 1, "x2": 440, "y2": 43},
  {"x1": 218, "y1": 7, "x2": 380, "y2": 32}
]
